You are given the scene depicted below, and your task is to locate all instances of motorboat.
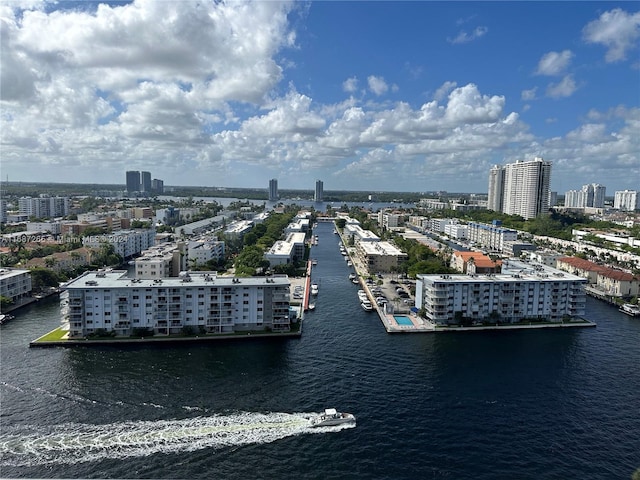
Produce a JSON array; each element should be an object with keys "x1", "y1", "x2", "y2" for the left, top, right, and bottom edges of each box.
[
  {"x1": 311, "y1": 283, "x2": 319, "y2": 295},
  {"x1": 310, "y1": 408, "x2": 356, "y2": 428},
  {"x1": 620, "y1": 303, "x2": 640, "y2": 317},
  {"x1": 361, "y1": 300, "x2": 374, "y2": 311},
  {"x1": 348, "y1": 273, "x2": 356, "y2": 281}
]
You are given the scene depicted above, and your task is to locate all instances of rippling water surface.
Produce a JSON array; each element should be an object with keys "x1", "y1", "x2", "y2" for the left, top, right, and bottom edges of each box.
[{"x1": 2, "y1": 222, "x2": 639, "y2": 479}]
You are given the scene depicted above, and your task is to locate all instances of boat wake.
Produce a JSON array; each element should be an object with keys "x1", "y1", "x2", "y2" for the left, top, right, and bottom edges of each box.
[{"x1": 0, "y1": 412, "x2": 354, "y2": 467}]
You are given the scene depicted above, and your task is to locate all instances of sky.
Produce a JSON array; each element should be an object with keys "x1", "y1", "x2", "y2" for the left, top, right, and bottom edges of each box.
[{"x1": 1, "y1": 1, "x2": 639, "y2": 195}]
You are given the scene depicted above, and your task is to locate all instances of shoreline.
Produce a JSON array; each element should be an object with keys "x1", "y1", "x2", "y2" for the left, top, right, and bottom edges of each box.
[
  {"x1": 383, "y1": 319, "x2": 597, "y2": 334},
  {"x1": 29, "y1": 325, "x2": 303, "y2": 348}
]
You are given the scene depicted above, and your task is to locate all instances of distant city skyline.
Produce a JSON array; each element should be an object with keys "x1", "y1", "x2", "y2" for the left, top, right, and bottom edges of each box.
[{"x1": 1, "y1": 2, "x2": 638, "y2": 193}]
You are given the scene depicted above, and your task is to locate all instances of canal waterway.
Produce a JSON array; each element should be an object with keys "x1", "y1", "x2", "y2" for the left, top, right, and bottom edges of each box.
[{"x1": 1, "y1": 221, "x2": 639, "y2": 479}]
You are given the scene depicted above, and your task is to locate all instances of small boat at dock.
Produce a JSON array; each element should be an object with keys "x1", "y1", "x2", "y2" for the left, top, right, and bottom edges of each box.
[{"x1": 620, "y1": 303, "x2": 640, "y2": 317}]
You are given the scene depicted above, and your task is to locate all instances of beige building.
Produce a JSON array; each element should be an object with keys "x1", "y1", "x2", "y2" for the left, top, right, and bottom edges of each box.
[
  {"x1": 355, "y1": 241, "x2": 408, "y2": 273},
  {"x1": 556, "y1": 256, "x2": 639, "y2": 298}
]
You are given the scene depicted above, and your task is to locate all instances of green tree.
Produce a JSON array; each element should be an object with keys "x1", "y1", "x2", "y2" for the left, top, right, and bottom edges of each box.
[{"x1": 1, "y1": 295, "x2": 14, "y2": 309}]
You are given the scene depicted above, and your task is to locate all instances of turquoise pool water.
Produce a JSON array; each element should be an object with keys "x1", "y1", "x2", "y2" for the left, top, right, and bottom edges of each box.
[{"x1": 394, "y1": 315, "x2": 413, "y2": 326}]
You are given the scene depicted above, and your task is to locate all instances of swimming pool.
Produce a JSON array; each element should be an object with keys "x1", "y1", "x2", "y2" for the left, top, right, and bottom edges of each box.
[{"x1": 394, "y1": 315, "x2": 413, "y2": 326}]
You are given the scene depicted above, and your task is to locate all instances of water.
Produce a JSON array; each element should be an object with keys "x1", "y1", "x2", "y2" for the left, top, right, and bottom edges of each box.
[{"x1": 1, "y1": 222, "x2": 639, "y2": 479}]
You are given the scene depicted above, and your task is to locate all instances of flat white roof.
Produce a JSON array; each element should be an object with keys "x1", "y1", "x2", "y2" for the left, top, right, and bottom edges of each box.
[{"x1": 64, "y1": 270, "x2": 289, "y2": 289}]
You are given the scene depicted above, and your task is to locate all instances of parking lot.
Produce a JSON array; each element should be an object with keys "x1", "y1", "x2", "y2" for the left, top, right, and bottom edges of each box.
[{"x1": 362, "y1": 274, "x2": 415, "y2": 313}]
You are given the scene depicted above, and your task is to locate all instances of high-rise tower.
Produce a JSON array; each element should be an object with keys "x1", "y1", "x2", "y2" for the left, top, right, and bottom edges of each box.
[
  {"x1": 488, "y1": 157, "x2": 551, "y2": 220},
  {"x1": 487, "y1": 165, "x2": 505, "y2": 213},
  {"x1": 140, "y1": 171, "x2": 152, "y2": 193},
  {"x1": 126, "y1": 171, "x2": 141, "y2": 193},
  {"x1": 314, "y1": 180, "x2": 323, "y2": 203},
  {"x1": 268, "y1": 179, "x2": 278, "y2": 202}
]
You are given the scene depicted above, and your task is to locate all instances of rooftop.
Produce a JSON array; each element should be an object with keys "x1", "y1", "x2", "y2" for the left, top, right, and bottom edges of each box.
[{"x1": 63, "y1": 270, "x2": 289, "y2": 289}]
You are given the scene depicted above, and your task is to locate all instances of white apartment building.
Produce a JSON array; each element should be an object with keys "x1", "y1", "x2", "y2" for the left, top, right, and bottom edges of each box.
[
  {"x1": 343, "y1": 224, "x2": 380, "y2": 244},
  {"x1": 18, "y1": 196, "x2": 69, "y2": 219},
  {"x1": 444, "y1": 223, "x2": 468, "y2": 240},
  {"x1": 489, "y1": 157, "x2": 551, "y2": 220},
  {"x1": 415, "y1": 260, "x2": 586, "y2": 325},
  {"x1": 135, "y1": 243, "x2": 186, "y2": 279},
  {"x1": 430, "y1": 218, "x2": 458, "y2": 233},
  {"x1": 355, "y1": 241, "x2": 408, "y2": 273},
  {"x1": 408, "y1": 216, "x2": 429, "y2": 230},
  {"x1": 284, "y1": 218, "x2": 310, "y2": 233},
  {"x1": 26, "y1": 221, "x2": 62, "y2": 235},
  {"x1": 378, "y1": 212, "x2": 403, "y2": 230},
  {"x1": 188, "y1": 240, "x2": 225, "y2": 267},
  {"x1": 0, "y1": 268, "x2": 32, "y2": 304},
  {"x1": 467, "y1": 222, "x2": 518, "y2": 252},
  {"x1": 60, "y1": 270, "x2": 291, "y2": 338},
  {"x1": 418, "y1": 199, "x2": 448, "y2": 210},
  {"x1": 224, "y1": 220, "x2": 254, "y2": 240},
  {"x1": 176, "y1": 216, "x2": 226, "y2": 236},
  {"x1": 264, "y1": 232, "x2": 306, "y2": 266},
  {"x1": 614, "y1": 190, "x2": 639, "y2": 211},
  {"x1": 565, "y1": 184, "x2": 606, "y2": 208},
  {"x1": 83, "y1": 229, "x2": 155, "y2": 259}
]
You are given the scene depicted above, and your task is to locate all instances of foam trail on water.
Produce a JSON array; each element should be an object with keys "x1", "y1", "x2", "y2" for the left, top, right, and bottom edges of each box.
[{"x1": 0, "y1": 412, "x2": 354, "y2": 466}]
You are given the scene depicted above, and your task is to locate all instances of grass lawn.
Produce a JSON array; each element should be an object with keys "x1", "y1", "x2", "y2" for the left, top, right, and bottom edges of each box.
[{"x1": 35, "y1": 327, "x2": 68, "y2": 342}]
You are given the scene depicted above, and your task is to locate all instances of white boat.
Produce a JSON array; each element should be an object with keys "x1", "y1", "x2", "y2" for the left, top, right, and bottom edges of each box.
[
  {"x1": 311, "y1": 283, "x2": 319, "y2": 295},
  {"x1": 310, "y1": 408, "x2": 356, "y2": 428},
  {"x1": 308, "y1": 303, "x2": 316, "y2": 311},
  {"x1": 361, "y1": 300, "x2": 374, "y2": 311},
  {"x1": 348, "y1": 273, "x2": 356, "y2": 281},
  {"x1": 312, "y1": 259, "x2": 317, "y2": 265},
  {"x1": 620, "y1": 303, "x2": 640, "y2": 317}
]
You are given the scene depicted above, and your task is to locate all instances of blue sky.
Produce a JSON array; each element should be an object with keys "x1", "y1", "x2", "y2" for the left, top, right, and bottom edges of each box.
[{"x1": 1, "y1": 1, "x2": 638, "y2": 195}]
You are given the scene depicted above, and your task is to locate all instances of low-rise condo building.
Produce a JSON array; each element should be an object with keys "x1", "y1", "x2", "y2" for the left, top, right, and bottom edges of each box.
[
  {"x1": 416, "y1": 259, "x2": 586, "y2": 325},
  {"x1": 0, "y1": 268, "x2": 32, "y2": 305},
  {"x1": 61, "y1": 270, "x2": 291, "y2": 338},
  {"x1": 355, "y1": 241, "x2": 408, "y2": 273},
  {"x1": 82, "y1": 229, "x2": 156, "y2": 259},
  {"x1": 264, "y1": 232, "x2": 306, "y2": 266},
  {"x1": 467, "y1": 221, "x2": 518, "y2": 252}
]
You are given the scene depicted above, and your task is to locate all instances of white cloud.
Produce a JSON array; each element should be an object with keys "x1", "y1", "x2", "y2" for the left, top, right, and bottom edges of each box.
[
  {"x1": 583, "y1": 8, "x2": 640, "y2": 63},
  {"x1": 342, "y1": 77, "x2": 358, "y2": 93},
  {"x1": 444, "y1": 84, "x2": 504, "y2": 123},
  {"x1": 448, "y1": 26, "x2": 488, "y2": 44},
  {"x1": 367, "y1": 75, "x2": 388, "y2": 96},
  {"x1": 546, "y1": 75, "x2": 578, "y2": 98},
  {"x1": 434, "y1": 81, "x2": 457, "y2": 102},
  {"x1": 535, "y1": 50, "x2": 573, "y2": 76},
  {"x1": 521, "y1": 88, "x2": 537, "y2": 101}
]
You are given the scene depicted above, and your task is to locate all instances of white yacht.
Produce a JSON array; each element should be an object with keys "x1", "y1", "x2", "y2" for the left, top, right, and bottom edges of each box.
[
  {"x1": 311, "y1": 283, "x2": 319, "y2": 295},
  {"x1": 310, "y1": 408, "x2": 356, "y2": 428},
  {"x1": 620, "y1": 303, "x2": 640, "y2": 317},
  {"x1": 361, "y1": 300, "x2": 374, "y2": 311}
]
